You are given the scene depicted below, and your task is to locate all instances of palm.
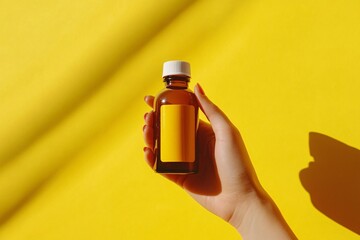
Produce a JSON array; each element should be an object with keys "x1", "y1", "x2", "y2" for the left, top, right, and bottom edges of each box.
[{"x1": 182, "y1": 121, "x2": 252, "y2": 221}]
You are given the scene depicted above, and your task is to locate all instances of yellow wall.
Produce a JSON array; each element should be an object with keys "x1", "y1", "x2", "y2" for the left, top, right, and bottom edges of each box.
[{"x1": 1, "y1": 0, "x2": 359, "y2": 239}]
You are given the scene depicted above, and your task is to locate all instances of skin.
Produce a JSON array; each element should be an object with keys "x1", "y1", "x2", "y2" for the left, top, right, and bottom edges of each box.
[{"x1": 143, "y1": 83, "x2": 297, "y2": 240}]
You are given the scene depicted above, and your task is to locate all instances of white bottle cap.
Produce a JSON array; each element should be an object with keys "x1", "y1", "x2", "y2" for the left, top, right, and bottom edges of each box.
[{"x1": 162, "y1": 60, "x2": 191, "y2": 78}]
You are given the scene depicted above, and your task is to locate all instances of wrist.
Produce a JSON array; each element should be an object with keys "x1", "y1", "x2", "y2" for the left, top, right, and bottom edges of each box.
[
  {"x1": 228, "y1": 190, "x2": 264, "y2": 231},
  {"x1": 229, "y1": 190, "x2": 297, "y2": 240}
]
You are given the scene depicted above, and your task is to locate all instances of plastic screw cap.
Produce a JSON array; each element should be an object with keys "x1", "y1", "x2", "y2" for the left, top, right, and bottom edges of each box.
[{"x1": 162, "y1": 60, "x2": 191, "y2": 77}]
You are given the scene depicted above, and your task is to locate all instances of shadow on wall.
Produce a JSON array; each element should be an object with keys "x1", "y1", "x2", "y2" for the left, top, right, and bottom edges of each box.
[{"x1": 300, "y1": 132, "x2": 360, "y2": 235}]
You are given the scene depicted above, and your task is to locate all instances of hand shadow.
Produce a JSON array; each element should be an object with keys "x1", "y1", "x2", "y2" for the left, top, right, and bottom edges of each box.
[{"x1": 300, "y1": 132, "x2": 360, "y2": 235}]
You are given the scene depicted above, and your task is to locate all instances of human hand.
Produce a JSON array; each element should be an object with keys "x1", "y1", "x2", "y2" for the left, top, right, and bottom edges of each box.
[{"x1": 143, "y1": 84, "x2": 296, "y2": 239}]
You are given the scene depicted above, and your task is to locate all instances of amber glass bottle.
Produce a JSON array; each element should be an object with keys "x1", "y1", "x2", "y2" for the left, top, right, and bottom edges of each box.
[{"x1": 153, "y1": 60, "x2": 199, "y2": 174}]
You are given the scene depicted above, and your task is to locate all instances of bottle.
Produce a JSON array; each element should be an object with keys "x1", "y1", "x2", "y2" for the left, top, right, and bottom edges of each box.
[{"x1": 153, "y1": 60, "x2": 199, "y2": 174}]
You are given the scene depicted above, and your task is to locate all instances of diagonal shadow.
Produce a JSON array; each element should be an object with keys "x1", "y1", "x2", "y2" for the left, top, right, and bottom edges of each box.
[
  {"x1": 0, "y1": 0, "x2": 197, "y2": 167},
  {"x1": 300, "y1": 132, "x2": 360, "y2": 235},
  {"x1": 0, "y1": 0, "x2": 199, "y2": 225}
]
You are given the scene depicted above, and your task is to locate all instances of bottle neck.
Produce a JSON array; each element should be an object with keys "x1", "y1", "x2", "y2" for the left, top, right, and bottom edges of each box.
[{"x1": 163, "y1": 75, "x2": 190, "y2": 89}]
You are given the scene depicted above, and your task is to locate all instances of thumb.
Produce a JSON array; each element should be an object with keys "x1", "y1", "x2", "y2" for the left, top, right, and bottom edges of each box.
[{"x1": 194, "y1": 84, "x2": 235, "y2": 137}]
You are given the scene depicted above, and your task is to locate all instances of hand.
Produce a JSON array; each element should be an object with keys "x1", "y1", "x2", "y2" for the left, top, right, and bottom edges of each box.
[{"x1": 143, "y1": 84, "x2": 296, "y2": 240}]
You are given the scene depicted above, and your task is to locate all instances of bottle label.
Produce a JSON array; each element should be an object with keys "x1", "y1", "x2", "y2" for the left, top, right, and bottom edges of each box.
[{"x1": 160, "y1": 104, "x2": 195, "y2": 162}]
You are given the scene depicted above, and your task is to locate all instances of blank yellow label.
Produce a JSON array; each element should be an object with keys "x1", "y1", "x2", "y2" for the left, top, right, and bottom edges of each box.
[{"x1": 160, "y1": 105, "x2": 195, "y2": 162}]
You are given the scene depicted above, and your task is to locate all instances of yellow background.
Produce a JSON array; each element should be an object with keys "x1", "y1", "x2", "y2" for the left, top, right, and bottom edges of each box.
[{"x1": 1, "y1": 0, "x2": 359, "y2": 239}]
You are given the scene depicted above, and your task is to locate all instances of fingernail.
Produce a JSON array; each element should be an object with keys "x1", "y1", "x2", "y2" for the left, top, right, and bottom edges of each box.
[
  {"x1": 144, "y1": 112, "x2": 148, "y2": 120},
  {"x1": 197, "y1": 83, "x2": 205, "y2": 95},
  {"x1": 143, "y1": 125, "x2": 147, "y2": 131},
  {"x1": 144, "y1": 96, "x2": 148, "y2": 102},
  {"x1": 143, "y1": 147, "x2": 147, "y2": 152}
]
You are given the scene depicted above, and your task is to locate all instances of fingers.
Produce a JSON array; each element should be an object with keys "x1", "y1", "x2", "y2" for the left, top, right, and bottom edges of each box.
[
  {"x1": 143, "y1": 95, "x2": 155, "y2": 168},
  {"x1": 143, "y1": 111, "x2": 154, "y2": 149},
  {"x1": 143, "y1": 95, "x2": 155, "y2": 170},
  {"x1": 143, "y1": 147, "x2": 155, "y2": 168},
  {"x1": 143, "y1": 112, "x2": 155, "y2": 168},
  {"x1": 194, "y1": 84, "x2": 236, "y2": 138},
  {"x1": 144, "y1": 95, "x2": 155, "y2": 108}
]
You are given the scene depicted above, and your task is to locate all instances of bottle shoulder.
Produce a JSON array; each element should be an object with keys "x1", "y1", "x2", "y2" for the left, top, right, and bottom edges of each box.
[{"x1": 155, "y1": 88, "x2": 197, "y2": 107}]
